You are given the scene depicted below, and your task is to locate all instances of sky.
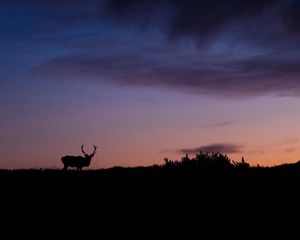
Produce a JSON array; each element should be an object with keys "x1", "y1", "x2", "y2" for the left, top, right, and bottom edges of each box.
[{"x1": 1, "y1": 0, "x2": 300, "y2": 169}]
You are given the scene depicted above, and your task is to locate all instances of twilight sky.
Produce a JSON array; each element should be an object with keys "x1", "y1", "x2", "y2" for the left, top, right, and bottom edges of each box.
[{"x1": 1, "y1": 0, "x2": 300, "y2": 168}]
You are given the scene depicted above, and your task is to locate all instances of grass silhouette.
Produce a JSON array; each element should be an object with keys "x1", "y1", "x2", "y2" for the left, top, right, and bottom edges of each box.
[{"x1": 1, "y1": 152, "x2": 300, "y2": 238}]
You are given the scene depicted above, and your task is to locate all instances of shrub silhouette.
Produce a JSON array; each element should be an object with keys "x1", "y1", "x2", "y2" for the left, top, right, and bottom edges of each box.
[
  {"x1": 163, "y1": 152, "x2": 250, "y2": 170},
  {"x1": 232, "y1": 157, "x2": 250, "y2": 169}
]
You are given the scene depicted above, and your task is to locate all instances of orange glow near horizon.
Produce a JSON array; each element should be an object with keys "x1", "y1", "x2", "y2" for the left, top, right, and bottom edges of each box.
[{"x1": 1, "y1": 85, "x2": 300, "y2": 169}]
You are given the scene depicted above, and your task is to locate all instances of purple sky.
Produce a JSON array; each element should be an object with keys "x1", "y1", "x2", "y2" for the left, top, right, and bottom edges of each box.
[{"x1": 1, "y1": 0, "x2": 300, "y2": 168}]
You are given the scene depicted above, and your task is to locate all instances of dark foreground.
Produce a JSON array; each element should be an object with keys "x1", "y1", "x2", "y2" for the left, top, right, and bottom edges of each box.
[{"x1": 1, "y1": 166, "x2": 300, "y2": 238}]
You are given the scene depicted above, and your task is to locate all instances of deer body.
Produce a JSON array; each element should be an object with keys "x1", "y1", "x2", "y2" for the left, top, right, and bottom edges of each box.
[{"x1": 61, "y1": 145, "x2": 97, "y2": 170}]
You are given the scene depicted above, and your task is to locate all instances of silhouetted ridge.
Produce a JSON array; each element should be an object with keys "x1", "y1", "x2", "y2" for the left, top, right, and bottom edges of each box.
[{"x1": 1, "y1": 151, "x2": 300, "y2": 238}]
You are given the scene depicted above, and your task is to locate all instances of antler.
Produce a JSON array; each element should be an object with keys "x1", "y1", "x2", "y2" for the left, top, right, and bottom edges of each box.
[
  {"x1": 92, "y1": 145, "x2": 97, "y2": 154},
  {"x1": 81, "y1": 145, "x2": 87, "y2": 155}
]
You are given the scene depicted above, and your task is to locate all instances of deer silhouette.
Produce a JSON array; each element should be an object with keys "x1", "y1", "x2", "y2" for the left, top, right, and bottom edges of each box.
[{"x1": 61, "y1": 145, "x2": 97, "y2": 170}]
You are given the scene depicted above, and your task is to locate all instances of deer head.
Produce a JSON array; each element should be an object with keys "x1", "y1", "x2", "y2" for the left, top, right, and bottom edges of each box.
[{"x1": 81, "y1": 145, "x2": 97, "y2": 159}]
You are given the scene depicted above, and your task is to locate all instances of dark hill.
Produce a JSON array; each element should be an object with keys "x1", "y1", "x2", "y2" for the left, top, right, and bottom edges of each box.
[{"x1": 1, "y1": 154, "x2": 300, "y2": 238}]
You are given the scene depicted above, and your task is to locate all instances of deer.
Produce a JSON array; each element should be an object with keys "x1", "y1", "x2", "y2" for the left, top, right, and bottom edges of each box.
[{"x1": 61, "y1": 145, "x2": 97, "y2": 170}]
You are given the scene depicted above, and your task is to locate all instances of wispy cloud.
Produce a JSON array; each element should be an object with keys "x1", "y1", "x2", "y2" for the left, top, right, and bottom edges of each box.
[
  {"x1": 267, "y1": 137, "x2": 298, "y2": 147},
  {"x1": 285, "y1": 147, "x2": 297, "y2": 153},
  {"x1": 247, "y1": 137, "x2": 298, "y2": 155},
  {"x1": 199, "y1": 121, "x2": 234, "y2": 129},
  {"x1": 32, "y1": 50, "x2": 300, "y2": 98},
  {"x1": 180, "y1": 143, "x2": 244, "y2": 155}
]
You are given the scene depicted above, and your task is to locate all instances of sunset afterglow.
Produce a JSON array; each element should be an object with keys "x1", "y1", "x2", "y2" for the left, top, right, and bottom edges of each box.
[{"x1": 1, "y1": 0, "x2": 300, "y2": 168}]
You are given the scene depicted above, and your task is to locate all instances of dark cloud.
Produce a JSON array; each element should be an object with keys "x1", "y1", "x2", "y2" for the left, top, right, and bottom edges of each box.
[
  {"x1": 104, "y1": 0, "x2": 300, "y2": 42},
  {"x1": 33, "y1": 50, "x2": 300, "y2": 98},
  {"x1": 200, "y1": 121, "x2": 234, "y2": 129},
  {"x1": 2, "y1": 0, "x2": 300, "y2": 43},
  {"x1": 4, "y1": 0, "x2": 299, "y2": 42},
  {"x1": 281, "y1": 0, "x2": 300, "y2": 34},
  {"x1": 3, "y1": 0, "x2": 300, "y2": 98},
  {"x1": 180, "y1": 143, "x2": 244, "y2": 154}
]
